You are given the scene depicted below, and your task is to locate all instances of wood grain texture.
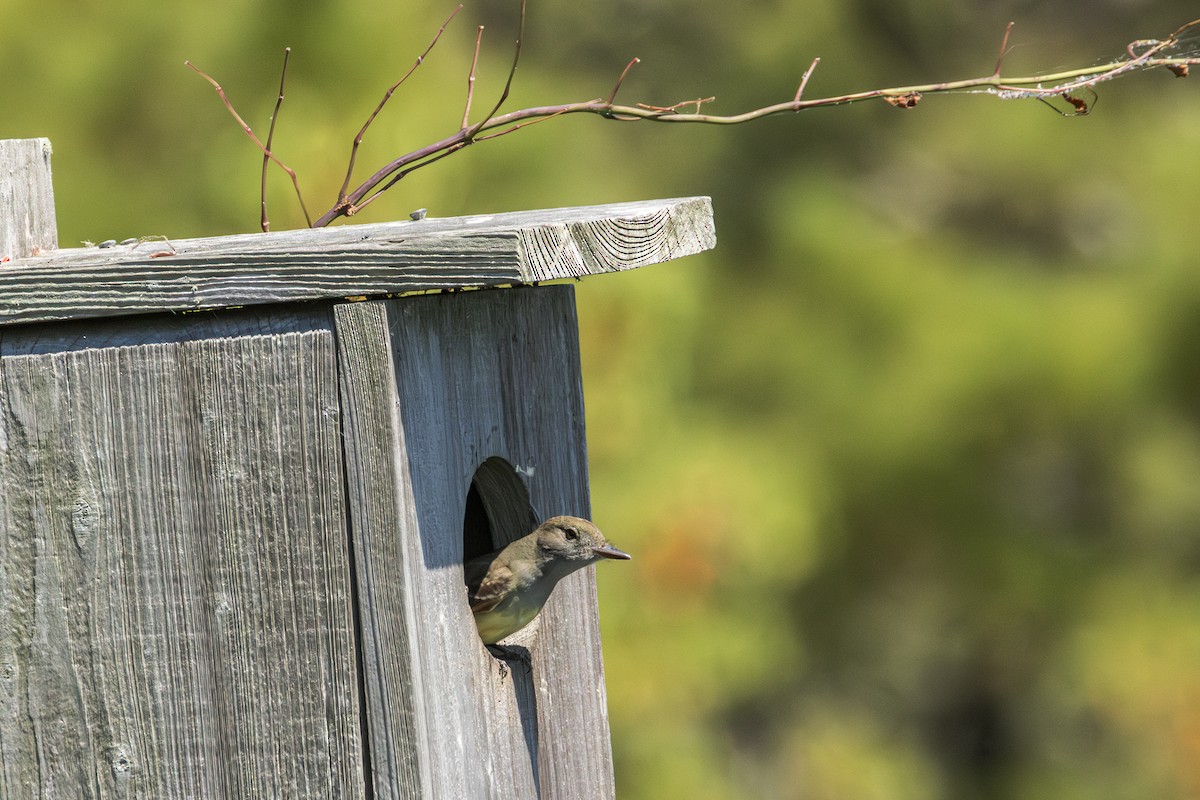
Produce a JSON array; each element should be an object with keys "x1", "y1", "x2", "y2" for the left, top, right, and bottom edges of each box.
[
  {"x1": 333, "y1": 301, "x2": 428, "y2": 800},
  {"x1": 0, "y1": 197, "x2": 714, "y2": 326},
  {"x1": 0, "y1": 139, "x2": 57, "y2": 261},
  {"x1": 335, "y1": 286, "x2": 616, "y2": 799},
  {"x1": 0, "y1": 309, "x2": 365, "y2": 798}
]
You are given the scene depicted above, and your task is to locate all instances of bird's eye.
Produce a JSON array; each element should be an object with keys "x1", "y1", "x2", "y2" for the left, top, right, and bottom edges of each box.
[{"x1": 564, "y1": 527, "x2": 579, "y2": 541}]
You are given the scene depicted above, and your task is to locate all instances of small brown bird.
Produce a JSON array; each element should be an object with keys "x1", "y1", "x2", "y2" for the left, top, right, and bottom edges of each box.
[{"x1": 465, "y1": 515, "x2": 631, "y2": 645}]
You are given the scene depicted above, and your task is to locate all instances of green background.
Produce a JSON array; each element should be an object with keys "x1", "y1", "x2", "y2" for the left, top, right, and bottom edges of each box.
[{"x1": 5, "y1": 1, "x2": 1200, "y2": 797}]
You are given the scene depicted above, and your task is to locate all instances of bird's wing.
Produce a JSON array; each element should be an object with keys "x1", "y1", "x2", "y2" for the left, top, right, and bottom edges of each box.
[{"x1": 466, "y1": 559, "x2": 513, "y2": 614}]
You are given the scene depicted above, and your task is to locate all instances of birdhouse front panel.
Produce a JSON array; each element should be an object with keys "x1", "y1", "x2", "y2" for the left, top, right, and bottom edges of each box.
[{"x1": 334, "y1": 284, "x2": 615, "y2": 800}]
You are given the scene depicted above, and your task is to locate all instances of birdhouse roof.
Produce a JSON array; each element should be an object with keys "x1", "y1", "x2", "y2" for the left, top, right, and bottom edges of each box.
[{"x1": 0, "y1": 197, "x2": 714, "y2": 326}]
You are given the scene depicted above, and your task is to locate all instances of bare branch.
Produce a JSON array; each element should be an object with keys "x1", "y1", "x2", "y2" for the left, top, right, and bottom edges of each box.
[
  {"x1": 336, "y1": 3, "x2": 463, "y2": 205},
  {"x1": 312, "y1": 13, "x2": 1198, "y2": 227},
  {"x1": 261, "y1": 47, "x2": 292, "y2": 233},
  {"x1": 185, "y1": 59, "x2": 311, "y2": 227},
  {"x1": 193, "y1": 10, "x2": 1200, "y2": 229},
  {"x1": 321, "y1": 14, "x2": 1200, "y2": 226}
]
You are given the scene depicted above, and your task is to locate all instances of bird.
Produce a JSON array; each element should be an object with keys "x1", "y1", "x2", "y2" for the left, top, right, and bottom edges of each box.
[{"x1": 465, "y1": 515, "x2": 631, "y2": 645}]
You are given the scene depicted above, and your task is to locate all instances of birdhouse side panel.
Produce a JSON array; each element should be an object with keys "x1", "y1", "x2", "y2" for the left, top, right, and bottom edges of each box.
[{"x1": 0, "y1": 309, "x2": 365, "y2": 799}]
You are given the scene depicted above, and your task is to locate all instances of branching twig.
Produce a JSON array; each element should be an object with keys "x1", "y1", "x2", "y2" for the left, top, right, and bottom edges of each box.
[
  {"x1": 191, "y1": 13, "x2": 1200, "y2": 229},
  {"x1": 335, "y1": 3, "x2": 463, "y2": 206},
  {"x1": 316, "y1": 19, "x2": 1199, "y2": 224},
  {"x1": 185, "y1": 59, "x2": 312, "y2": 227},
  {"x1": 334, "y1": 0, "x2": 526, "y2": 218}
]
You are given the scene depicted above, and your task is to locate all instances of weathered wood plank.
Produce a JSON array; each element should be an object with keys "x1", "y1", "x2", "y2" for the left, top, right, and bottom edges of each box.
[
  {"x1": 0, "y1": 139, "x2": 57, "y2": 261},
  {"x1": 335, "y1": 286, "x2": 616, "y2": 799},
  {"x1": 0, "y1": 197, "x2": 715, "y2": 326},
  {"x1": 0, "y1": 308, "x2": 366, "y2": 798},
  {"x1": 333, "y1": 301, "x2": 427, "y2": 800}
]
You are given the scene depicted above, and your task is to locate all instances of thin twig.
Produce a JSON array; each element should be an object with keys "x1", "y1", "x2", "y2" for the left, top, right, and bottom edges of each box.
[
  {"x1": 336, "y1": 3, "x2": 463, "y2": 204},
  {"x1": 794, "y1": 57, "x2": 821, "y2": 105},
  {"x1": 993, "y1": 22, "x2": 1015, "y2": 78},
  {"x1": 185, "y1": 59, "x2": 311, "y2": 227},
  {"x1": 607, "y1": 58, "x2": 641, "y2": 106},
  {"x1": 261, "y1": 47, "x2": 292, "y2": 232},
  {"x1": 465, "y1": 0, "x2": 526, "y2": 139},
  {"x1": 462, "y1": 26, "x2": 485, "y2": 130}
]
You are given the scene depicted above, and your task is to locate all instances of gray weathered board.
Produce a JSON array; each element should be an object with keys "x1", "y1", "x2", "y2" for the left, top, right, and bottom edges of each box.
[
  {"x1": 0, "y1": 139, "x2": 57, "y2": 262},
  {"x1": 0, "y1": 310, "x2": 366, "y2": 799},
  {"x1": 0, "y1": 138, "x2": 715, "y2": 798},
  {"x1": 0, "y1": 190, "x2": 714, "y2": 325}
]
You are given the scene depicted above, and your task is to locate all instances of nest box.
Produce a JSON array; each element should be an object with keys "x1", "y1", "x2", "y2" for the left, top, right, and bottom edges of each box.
[{"x1": 0, "y1": 139, "x2": 715, "y2": 798}]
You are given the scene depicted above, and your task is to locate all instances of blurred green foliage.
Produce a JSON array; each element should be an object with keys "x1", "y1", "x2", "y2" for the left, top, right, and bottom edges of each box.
[{"x1": 4, "y1": 0, "x2": 1200, "y2": 797}]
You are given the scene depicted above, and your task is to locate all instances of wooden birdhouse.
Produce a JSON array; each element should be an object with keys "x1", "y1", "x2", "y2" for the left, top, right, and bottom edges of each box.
[{"x1": 0, "y1": 139, "x2": 714, "y2": 798}]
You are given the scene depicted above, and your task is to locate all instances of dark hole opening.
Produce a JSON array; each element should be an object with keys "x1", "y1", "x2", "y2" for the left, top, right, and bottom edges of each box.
[
  {"x1": 463, "y1": 481, "x2": 494, "y2": 565},
  {"x1": 462, "y1": 456, "x2": 539, "y2": 565}
]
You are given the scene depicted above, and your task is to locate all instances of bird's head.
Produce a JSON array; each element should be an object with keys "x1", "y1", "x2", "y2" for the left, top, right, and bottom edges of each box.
[{"x1": 535, "y1": 515, "x2": 631, "y2": 564}]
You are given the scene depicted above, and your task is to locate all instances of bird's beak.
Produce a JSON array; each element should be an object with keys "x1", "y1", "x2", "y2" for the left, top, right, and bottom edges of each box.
[{"x1": 593, "y1": 545, "x2": 632, "y2": 560}]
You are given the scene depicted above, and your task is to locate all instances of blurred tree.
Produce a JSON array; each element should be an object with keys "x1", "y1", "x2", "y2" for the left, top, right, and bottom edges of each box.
[{"x1": 3, "y1": 1, "x2": 1199, "y2": 797}]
